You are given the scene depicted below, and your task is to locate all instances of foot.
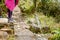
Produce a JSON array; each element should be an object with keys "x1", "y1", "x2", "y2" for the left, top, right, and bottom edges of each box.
[{"x1": 8, "y1": 18, "x2": 13, "y2": 23}]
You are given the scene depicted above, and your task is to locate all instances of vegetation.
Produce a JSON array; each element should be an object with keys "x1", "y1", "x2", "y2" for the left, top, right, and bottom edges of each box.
[
  {"x1": 0, "y1": 0, "x2": 60, "y2": 40},
  {"x1": 49, "y1": 33, "x2": 60, "y2": 40}
]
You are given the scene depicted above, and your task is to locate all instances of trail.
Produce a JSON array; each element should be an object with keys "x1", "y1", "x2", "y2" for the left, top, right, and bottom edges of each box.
[{"x1": 12, "y1": 5, "x2": 50, "y2": 40}]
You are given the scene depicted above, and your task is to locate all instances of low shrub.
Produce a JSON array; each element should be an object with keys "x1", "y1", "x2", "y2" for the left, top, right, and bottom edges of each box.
[{"x1": 49, "y1": 34, "x2": 60, "y2": 40}]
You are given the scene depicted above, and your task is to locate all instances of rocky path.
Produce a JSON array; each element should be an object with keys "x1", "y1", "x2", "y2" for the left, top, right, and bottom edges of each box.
[
  {"x1": 12, "y1": 5, "x2": 50, "y2": 40},
  {"x1": 12, "y1": 5, "x2": 35, "y2": 40}
]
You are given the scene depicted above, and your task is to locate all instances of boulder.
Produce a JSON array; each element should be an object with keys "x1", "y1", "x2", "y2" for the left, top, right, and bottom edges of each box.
[
  {"x1": 0, "y1": 18, "x2": 8, "y2": 24},
  {"x1": 0, "y1": 30, "x2": 9, "y2": 40}
]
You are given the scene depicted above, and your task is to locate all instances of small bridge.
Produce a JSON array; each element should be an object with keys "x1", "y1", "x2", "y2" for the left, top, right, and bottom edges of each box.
[
  {"x1": 0, "y1": 18, "x2": 14, "y2": 40},
  {"x1": 0, "y1": 18, "x2": 14, "y2": 33}
]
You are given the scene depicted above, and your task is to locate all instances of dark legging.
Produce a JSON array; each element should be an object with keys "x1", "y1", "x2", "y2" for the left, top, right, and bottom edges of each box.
[{"x1": 8, "y1": 9, "x2": 12, "y2": 21}]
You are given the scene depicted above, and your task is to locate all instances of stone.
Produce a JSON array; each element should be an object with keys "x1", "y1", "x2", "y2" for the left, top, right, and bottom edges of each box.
[
  {"x1": 0, "y1": 18, "x2": 8, "y2": 24},
  {"x1": 0, "y1": 30, "x2": 9, "y2": 40},
  {"x1": 15, "y1": 29, "x2": 35, "y2": 40}
]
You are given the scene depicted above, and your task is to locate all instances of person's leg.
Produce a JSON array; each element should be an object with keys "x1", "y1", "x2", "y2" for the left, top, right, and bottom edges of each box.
[{"x1": 8, "y1": 9, "x2": 12, "y2": 22}]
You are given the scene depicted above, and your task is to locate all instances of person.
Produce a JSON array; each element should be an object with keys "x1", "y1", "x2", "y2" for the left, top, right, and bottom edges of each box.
[{"x1": 5, "y1": 0, "x2": 19, "y2": 22}]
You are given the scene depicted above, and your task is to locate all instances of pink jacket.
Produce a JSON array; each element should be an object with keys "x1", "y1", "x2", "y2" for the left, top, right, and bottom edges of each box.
[{"x1": 5, "y1": 0, "x2": 19, "y2": 11}]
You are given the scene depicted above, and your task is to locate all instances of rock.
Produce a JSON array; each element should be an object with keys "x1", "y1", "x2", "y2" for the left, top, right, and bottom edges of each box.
[
  {"x1": 19, "y1": 22, "x2": 30, "y2": 29},
  {"x1": 15, "y1": 29, "x2": 35, "y2": 40},
  {"x1": 12, "y1": 5, "x2": 21, "y2": 16},
  {"x1": 0, "y1": 18, "x2": 8, "y2": 24},
  {"x1": 34, "y1": 34, "x2": 53, "y2": 40},
  {"x1": 0, "y1": 30, "x2": 9, "y2": 40}
]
